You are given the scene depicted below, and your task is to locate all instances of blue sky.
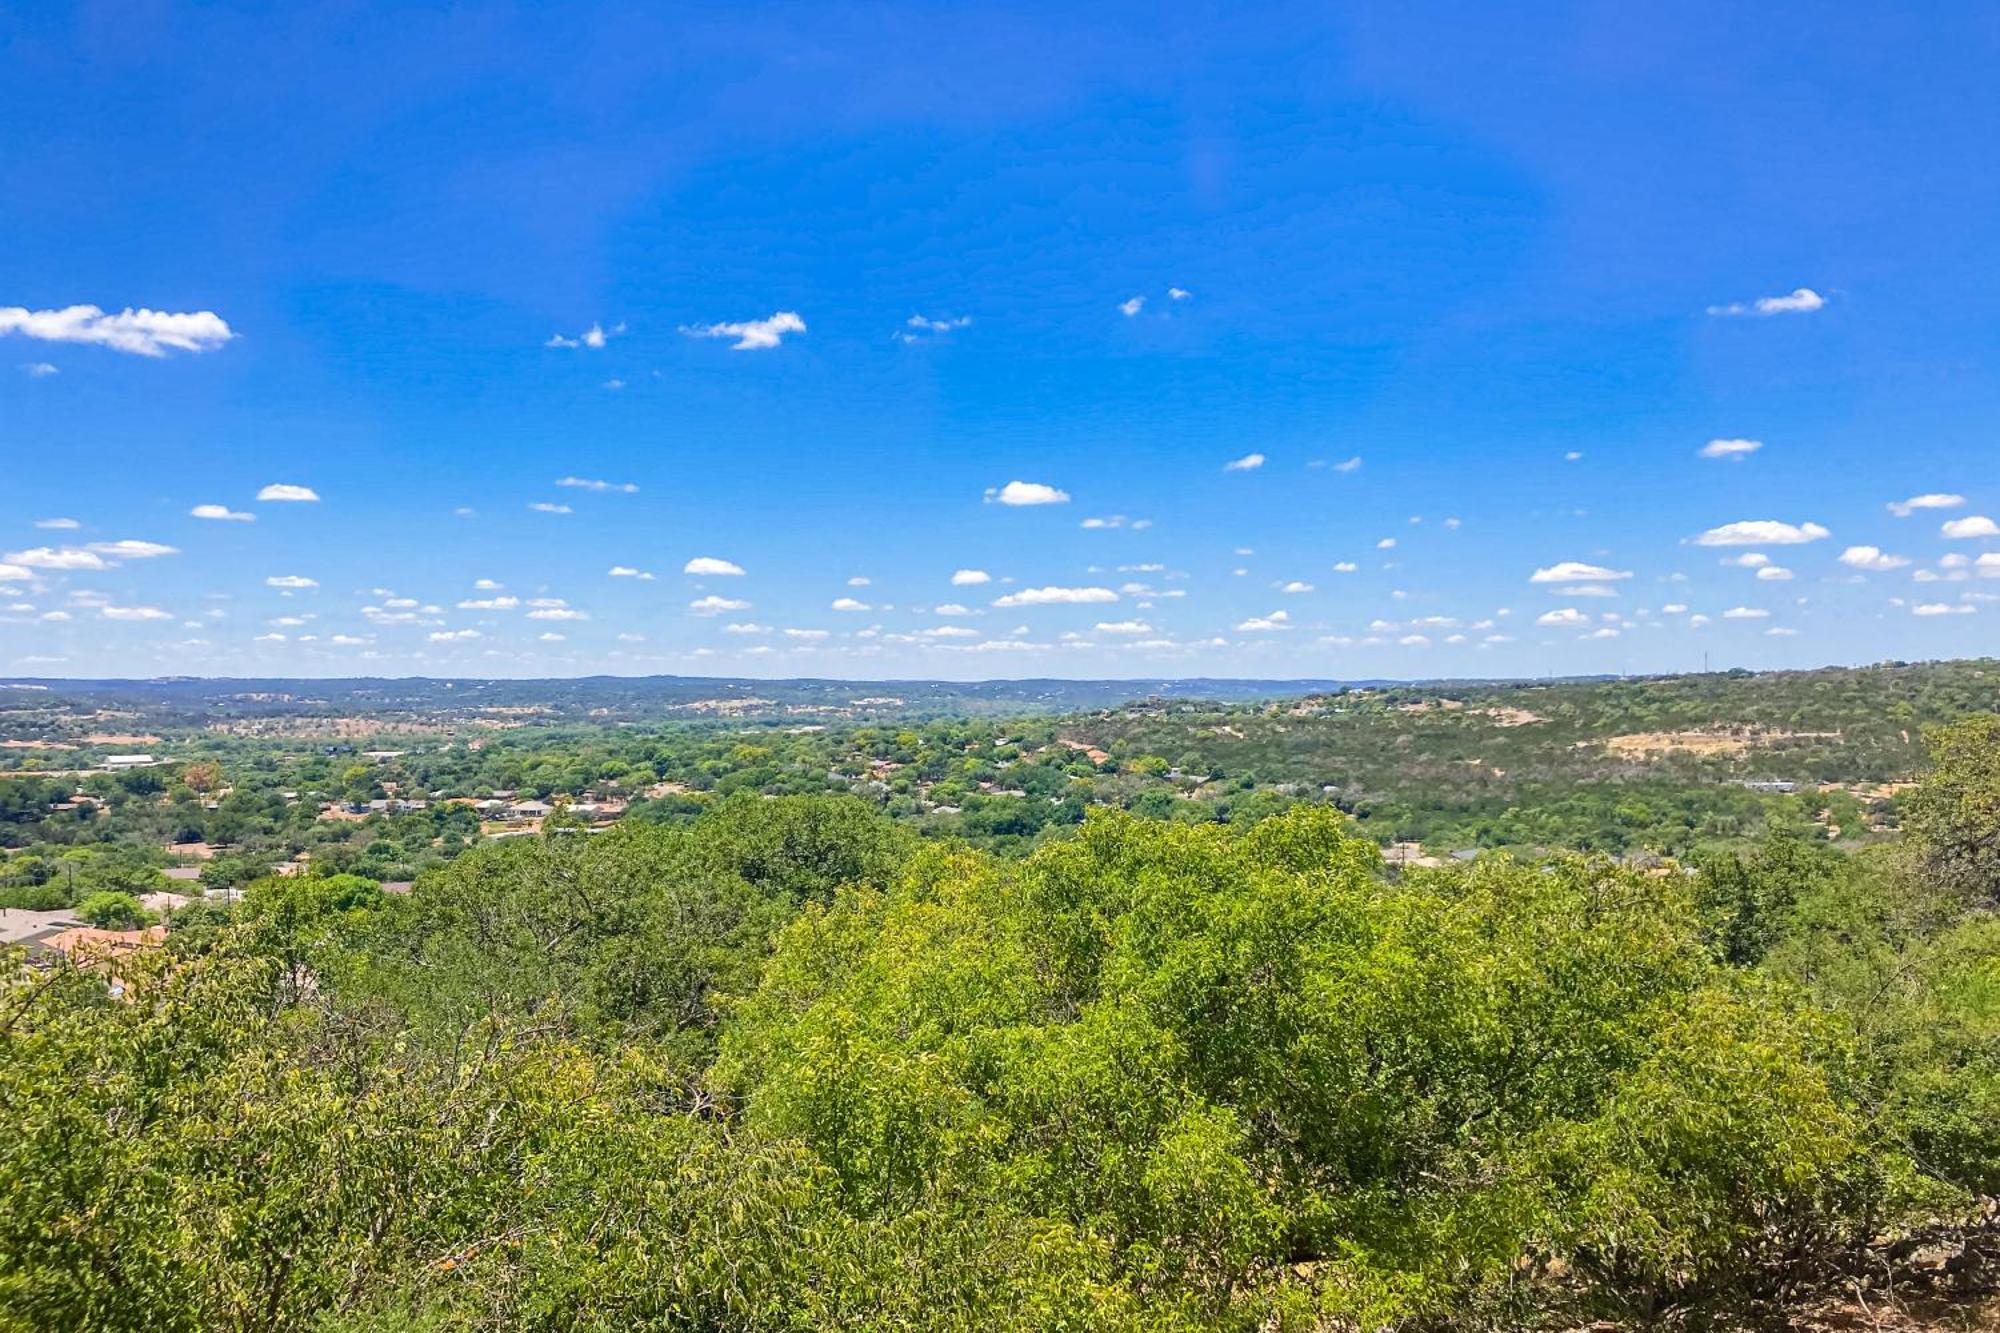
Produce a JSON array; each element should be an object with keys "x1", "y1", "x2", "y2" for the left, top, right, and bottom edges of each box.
[{"x1": 4, "y1": 1, "x2": 1999, "y2": 680}]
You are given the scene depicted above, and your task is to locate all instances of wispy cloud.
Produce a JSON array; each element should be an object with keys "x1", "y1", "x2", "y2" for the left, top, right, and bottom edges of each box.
[
  {"x1": 33, "y1": 517, "x2": 78, "y2": 530},
  {"x1": 0, "y1": 304, "x2": 234, "y2": 356},
  {"x1": 1223, "y1": 452, "x2": 1266, "y2": 472},
  {"x1": 1118, "y1": 296, "x2": 1144, "y2": 317},
  {"x1": 528, "y1": 502, "x2": 572, "y2": 514},
  {"x1": 1691, "y1": 519, "x2": 1830, "y2": 546},
  {"x1": 4, "y1": 546, "x2": 108, "y2": 571},
  {"x1": 679, "y1": 311, "x2": 805, "y2": 350},
  {"x1": 1529, "y1": 561, "x2": 1632, "y2": 584},
  {"x1": 20, "y1": 361, "x2": 58, "y2": 377},
  {"x1": 991, "y1": 585, "x2": 1117, "y2": 607},
  {"x1": 556, "y1": 476, "x2": 639, "y2": 493},
  {"x1": 88, "y1": 539, "x2": 176, "y2": 560},
  {"x1": 265, "y1": 575, "x2": 318, "y2": 589},
  {"x1": 1888, "y1": 493, "x2": 1965, "y2": 518},
  {"x1": 690, "y1": 595, "x2": 751, "y2": 615},
  {"x1": 1706, "y1": 287, "x2": 1826, "y2": 317},
  {"x1": 1698, "y1": 438, "x2": 1762, "y2": 460},
  {"x1": 898, "y1": 313, "x2": 971, "y2": 342},
  {"x1": 546, "y1": 321, "x2": 623, "y2": 349}
]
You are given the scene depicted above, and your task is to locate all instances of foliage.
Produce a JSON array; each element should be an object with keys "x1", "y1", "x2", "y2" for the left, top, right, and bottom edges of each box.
[{"x1": 5, "y1": 711, "x2": 2000, "y2": 1329}]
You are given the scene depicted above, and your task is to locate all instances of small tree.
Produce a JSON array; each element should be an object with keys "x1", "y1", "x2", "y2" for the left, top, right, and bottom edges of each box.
[{"x1": 74, "y1": 891, "x2": 146, "y2": 931}]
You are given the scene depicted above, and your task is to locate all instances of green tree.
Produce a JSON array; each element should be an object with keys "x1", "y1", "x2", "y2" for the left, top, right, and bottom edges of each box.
[{"x1": 73, "y1": 890, "x2": 145, "y2": 930}]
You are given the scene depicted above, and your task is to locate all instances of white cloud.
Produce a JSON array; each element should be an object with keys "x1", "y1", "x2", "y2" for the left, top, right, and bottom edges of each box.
[
  {"x1": 991, "y1": 585, "x2": 1117, "y2": 608},
  {"x1": 265, "y1": 575, "x2": 318, "y2": 589},
  {"x1": 1581, "y1": 627, "x2": 1621, "y2": 640},
  {"x1": 679, "y1": 311, "x2": 805, "y2": 350},
  {"x1": 1888, "y1": 493, "x2": 1966, "y2": 518},
  {"x1": 1721, "y1": 552, "x2": 1772, "y2": 568},
  {"x1": 830, "y1": 597, "x2": 870, "y2": 612},
  {"x1": 1279, "y1": 580, "x2": 1314, "y2": 594},
  {"x1": 1706, "y1": 287, "x2": 1826, "y2": 317},
  {"x1": 556, "y1": 476, "x2": 639, "y2": 493},
  {"x1": 784, "y1": 628, "x2": 831, "y2": 640},
  {"x1": 1838, "y1": 545, "x2": 1910, "y2": 572},
  {"x1": 1942, "y1": 515, "x2": 2000, "y2": 539},
  {"x1": 1691, "y1": 520, "x2": 1830, "y2": 546},
  {"x1": 683, "y1": 556, "x2": 746, "y2": 577},
  {"x1": 1329, "y1": 456, "x2": 1363, "y2": 474},
  {"x1": 528, "y1": 502, "x2": 572, "y2": 515},
  {"x1": 528, "y1": 607, "x2": 588, "y2": 621},
  {"x1": 1723, "y1": 606, "x2": 1770, "y2": 619},
  {"x1": 257, "y1": 483, "x2": 319, "y2": 502},
  {"x1": 607, "y1": 566, "x2": 654, "y2": 580},
  {"x1": 847, "y1": 576, "x2": 871, "y2": 586},
  {"x1": 191, "y1": 503, "x2": 253, "y2": 522},
  {"x1": 906, "y1": 314, "x2": 971, "y2": 333},
  {"x1": 457, "y1": 596, "x2": 519, "y2": 610},
  {"x1": 545, "y1": 321, "x2": 621, "y2": 350},
  {"x1": 1914, "y1": 602, "x2": 1975, "y2": 617},
  {"x1": 0, "y1": 564, "x2": 30, "y2": 581},
  {"x1": 986, "y1": 480, "x2": 1070, "y2": 506},
  {"x1": 21, "y1": 361, "x2": 59, "y2": 377},
  {"x1": 4, "y1": 546, "x2": 108, "y2": 570},
  {"x1": 1236, "y1": 610, "x2": 1291, "y2": 632},
  {"x1": 723, "y1": 622, "x2": 769, "y2": 635},
  {"x1": 538, "y1": 632, "x2": 567, "y2": 642},
  {"x1": 473, "y1": 578, "x2": 502, "y2": 590},
  {"x1": 99, "y1": 605, "x2": 174, "y2": 621},
  {"x1": 1530, "y1": 560, "x2": 1632, "y2": 584},
  {"x1": 33, "y1": 517, "x2": 78, "y2": 530},
  {"x1": 1756, "y1": 566, "x2": 1793, "y2": 581},
  {"x1": 1119, "y1": 296, "x2": 1144, "y2": 317},
  {"x1": 1094, "y1": 620, "x2": 1154, "y2": 634},
  {"x1": 0, "y1": 304, "x2": 234, "y2": 356},
  {"x1": 89, "y1": 539, "x2": 177, "y2": 560},
  {"x1": 951, "y1": 569, "x2": 991, "y2": 585},
  {"x1": 690, "y1": 595, "x2": 750, "y2": 615},
  {"x1": 1536, "y1": 608, "x2": 1590, "y2": 627},
  {"x1": 1698, "y1": 438, "x2": 1762, "y2": 461},
  {"x1": 1223, "y1": 452, "x2": 1266, "y2": 472},
  {"x1": 1376, "y1": 538, "x2": 1397, "y2": 550},
  {"x1": 428, "y1": 629, "x2": 482, "y2": 642}
]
